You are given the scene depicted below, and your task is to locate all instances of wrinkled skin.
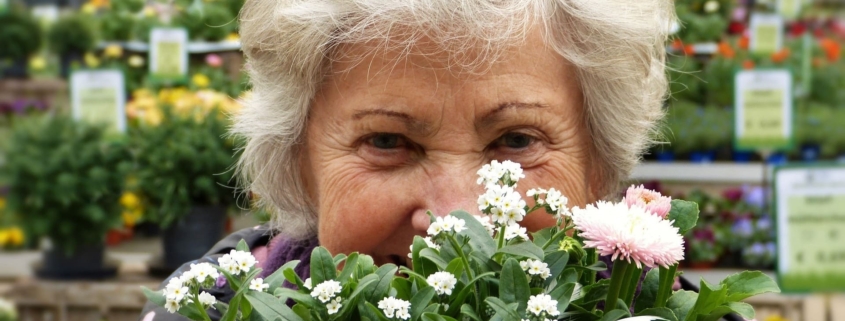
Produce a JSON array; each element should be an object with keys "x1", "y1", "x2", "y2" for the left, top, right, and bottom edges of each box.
[{"x1": 302, "y1": 30, "x2": 601, "y2": 266}]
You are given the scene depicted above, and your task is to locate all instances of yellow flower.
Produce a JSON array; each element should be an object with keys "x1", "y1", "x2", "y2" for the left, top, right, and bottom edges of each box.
[
  {"x1": 7, "y1": 227, "x2": 24, "y2": 246},
  {"x1": 192, "y1": 73, "x2": 211, "y2": 88},
  {"x1": 104, "y1": 44, "x2": 123, "y2": 59},
  {"x1": 29, "y1": 57, "x2": 47, "y2": 71},
  {"x1": 0, "y1": 230, "x2": 8, "y2": 247},
  {"x1": 225, "y1": 33, "x2": 240, "y2": 42},
  {"x1": 143, "y1": 107, "x2": 164, "y2": 126},
  {"x1": 765, "y1": 315, "x2": 789, "y2": 321},
  {"x1": 143, "y1": 6, "x2": 156, "y2": 17},
  {"x1": 81, "y1": 3, "x2": 97, "y2": 14},
  {"x1": 120, "y1": 192, "x2": 141, "y2": 209},
  {"x1": 128, "y1": 55, "x2": 145, "y2": 68},
  {"x1": 90, "y1": 0, "x2": 109, "y2": 8},
  {"x1": 84, "y1": 52, "x2": 100, "y2": 68},
  {"x1": 122, "y1": 209, "x2": 143, "y2": 227}
]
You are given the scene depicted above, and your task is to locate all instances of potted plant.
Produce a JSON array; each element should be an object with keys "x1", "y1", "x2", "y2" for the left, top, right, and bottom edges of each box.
[
  {"x1": 2, "y1": 115, "x2": 131, "y2": 279},
  {"x1": 131, "y1": 100, "x2": 236, "y2": 272},
  {"x1": 99, "y1": 0, "x2": 145, "y2": 41},
  {"x1": 174, "y1": 2, "x2": 236, "y2": 41},
  {"x1": 686, "y1": 227, "x2": 723, "y2": 269},
  {"x1": 0, "y1": 8, "x2": 42, "y2": 78},
  {"x1": 47, "y1": 13, "x2": 98, "y2": 78}
]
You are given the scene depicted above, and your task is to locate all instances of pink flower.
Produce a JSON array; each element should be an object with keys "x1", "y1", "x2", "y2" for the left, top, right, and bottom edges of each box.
[
  {"x1": 624, "y1": 185, "x2": 672, "y2": 219},
  {"x1": 572, "y1": 201, "x2": 684, "y2": 268},
  {"x1": 206, "y1": 54, "x2": 223, "y2": 68}
]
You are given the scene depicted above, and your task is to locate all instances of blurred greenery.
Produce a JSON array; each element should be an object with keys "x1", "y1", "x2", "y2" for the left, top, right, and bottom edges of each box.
[
  {"x1": 174, "y1": 2, "x2": 236, "y2": 42},
  {"x1": 0, "y1": 7, "x2": 42, "y2": 61},
  {"x1": 48, "y1": 13, "x2": 98, "y2": 55}
]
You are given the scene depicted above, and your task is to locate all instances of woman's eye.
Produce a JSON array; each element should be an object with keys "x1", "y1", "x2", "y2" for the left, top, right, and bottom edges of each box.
[
  {"x1": 496, "y1": 132, "x2": 534, "y2": 149},
  {"x1": 369, "y1": 133, "x2": 405, "y2": 149}
]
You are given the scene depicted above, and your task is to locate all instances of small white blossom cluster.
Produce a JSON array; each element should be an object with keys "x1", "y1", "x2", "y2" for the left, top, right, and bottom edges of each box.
[
  {"x1": 476, "y1": 160, "x2": 525, "y2": 187},
  {"x1": 408, "y1": 236, "x2": 441, "y2": 258},
  {"x1": 218, "y1": 250, "x2": 257, "y2": 275},
  {"x1": 310, "y1": 280, "x2": 343, "y2": 303},
  {"x1": 249, "y1": 278, "x2": 270, "y2": 292},
  {"x1": 526, "y1": 188, "x2": 571, "y2": 218},
  {"x1": 426, "y1": 215, "x2": 467, "y2": 237},
  {"x1": 426, "y1": 271, "x2": 458, "y2": 296},
  {"x1": 377, "y1": 297, "x2": 411, "y2": 320},
  {"x1": 519, "y1": 259, "x2": 551, "y2": 280},
  {"x1": 525, "y1": 294, "x2": 560, "y2": 318},
  {"x1": 478, "y1": 185, "x2": 527, "y2": 226},
  {"x1": 503, "y1": 223, "x2": 529, "y2": 241},
  {"x1": 162, "y1": 262, "x2": 221, "y2": 313},
  {"x1": 473, "y1": 215, "x2": 496, "y2": 237}
]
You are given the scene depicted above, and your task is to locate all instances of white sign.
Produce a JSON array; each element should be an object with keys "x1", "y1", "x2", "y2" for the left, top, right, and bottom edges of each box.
[
  {"x1": 30, "y1": 5, "x2": 59, "y2": 23},
  {"x1": 149, "y1": 28, "x2": 188, "y2": 80},
  {"x1": 70, "y1": 69, "x2": 127, "y2": 133},
  {"x1": 777, "y1": 0, "x2": 802, "y2": 20},
  {"x1": 774, "y1": 165, "x2": 845, "y2": 292},
  {"x1": 734, "y1": 69, "x2": 793, "y2": 151},
  {"x1": 749, "y1": 13, "x2": 784, "y2": 55}
]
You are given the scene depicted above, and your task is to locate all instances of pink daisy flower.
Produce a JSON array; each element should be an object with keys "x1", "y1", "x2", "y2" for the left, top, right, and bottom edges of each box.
[
  {"x1": 571, "y1": 201, "x2": 684, "y2": 268},
  {"x1": 624, "y1": 185, "x2": 672, "y2": 219}
]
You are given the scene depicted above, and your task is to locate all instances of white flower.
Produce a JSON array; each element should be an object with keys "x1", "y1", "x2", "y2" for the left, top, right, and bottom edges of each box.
[
  {"x1": 480, "y1": 184, "x2": 526, "y2": 224},
  {"x1": 526, "y1": 294, "x2": 559, "y2": 317},
  {"x1": 218, "y1": 250, "x2": 256, "y2": 276},
  {"x1": 703, "y1": 0, "x2": 719, "y2": 13},
  {"x1": 327, "y1": 297, "x2": 343, "y2": 315},
  {"x1": 426, "y1": 272, "x2": 457, "y2": 296},
  {"x1": 303, "y1": 278, "x2": 313, "y2": 290},
  {"x1": 198, "y1": 292, "x2": 217, "y2": 307},
  {"x1": 427, "y1": 215, "x2": 467, "y2": 236},
  {"x1": 520, "y1": 259, "x2": 551, "y2": 280},
  {"x1": 249, "y1": 278, "x2": 270, "y2": 292},
  {"x1": 164, "y1": 277, "x2": 189, "y2": 302},
  {"x1": 165, "y1": 299, "x2": 181, "y2": 313},
  {"x1": 179, "y1": 270, "x2": 195, "y2": 286},
  {"x1": 310, "y1": 280, "x2": 343, "y2": 303},
  {"x1": 544, "y1": 188, "x2": 571, "y2": 217},
  {"x1": 473, "y1": 215, "x2": 496, "y2": 236},
  {"x1": 189, "y1": 262, "x2": 219, "y2": 284},
  {"x1": 378, "y1": 297, "x2": 411, "y2": 320},
  {"x1": 502, "y1": 223, "x2": 529, "y2": 241}
]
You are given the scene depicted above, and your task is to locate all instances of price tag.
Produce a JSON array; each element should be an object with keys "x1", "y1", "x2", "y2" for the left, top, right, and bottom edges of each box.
[
  {"x1": 70, "y1": 69, "x2": 127, "y2": 133},
  {"x1": 749, "y1": 13, "x2": 784, "y2": 55},
  {"x1": 778, "y1": 0, "x2": 802, "y2": 20},
  {"x1": 734, "y1": 69, "x2": 793, "y2": 151},
  {"x1": 149, "y1": 28, "x2": 188, "y2": 81},
  {"x1": 774, "y1": 165, "x2": 845, "y2": 292}
]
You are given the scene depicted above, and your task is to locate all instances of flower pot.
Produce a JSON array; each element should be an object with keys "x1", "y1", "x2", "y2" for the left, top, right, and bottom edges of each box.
[
  {"x1": 1, "y1": 58, "x2": 29, "y2": 79},
  {"x1": 800, "y1": 144, "x2": 821, "y2": 162},
  {"x1": 766, "y1": 152, "x2": 787, "y2": 165},
  {"x1": 656, "y1": 151, "x2": 675, "y2": 163},
  {"x1": 731, "y1": 150, "x2": 753, "y2": 163},
  {"x1": 35, "y1": 241, "x2": 117, "y2": 280},
  {"x1": 59, "y1": 52, "x2": 83, "y2": 78},
  {"x1": 161, "y1": 205, "x2": 227, "y2": 271},
  {"x1": 689, "y1": 150, "x2": 716, "y2": 163}
]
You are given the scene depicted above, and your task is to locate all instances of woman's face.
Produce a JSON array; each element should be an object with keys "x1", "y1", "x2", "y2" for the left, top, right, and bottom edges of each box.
[{"x1": 303, "y1": 31, "x2": 598, "y2": 266}]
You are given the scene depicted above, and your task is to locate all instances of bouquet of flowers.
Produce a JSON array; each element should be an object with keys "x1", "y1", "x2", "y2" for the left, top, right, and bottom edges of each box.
[{"x1": 144, "y1": 161, "x2": 779, "y2": 321}]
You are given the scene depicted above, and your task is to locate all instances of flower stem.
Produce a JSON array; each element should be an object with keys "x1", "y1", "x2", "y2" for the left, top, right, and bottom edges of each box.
[
  {"x1": 654, "y1": 264, "x2": 678, "y2": 308},
  {"x1": 620, "y1": 266, "x2": 643, "y2": 307},
  {"x1": 496, "y1": 224, "x2": 506, "y2": 251},
  {"x1": 192, "y1": 293, "x2": 213, "y2": 321},
  {"x1": 603, "y1": 260, "x2": 630, "y2": 314}
]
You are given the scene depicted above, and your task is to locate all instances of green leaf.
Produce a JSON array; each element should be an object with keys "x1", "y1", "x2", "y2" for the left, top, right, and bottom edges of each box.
[
  {"x1": 719, "y1": 271, "x2": 780, "y2": 302},
  {"x1": 220, "y1": 293, "x2": 242, "y2": 321},
  {"x1": 667, "y1": 200, "x2": 699, "y2": 234},
  {"x1": 690, "y1": 280, "x2": 728, "y2": 319},
  {"x1": 310, "y1": 247, "x2": 337, "y2": 285},
  {"x1": 571, "y1": 261, "x2": 608, "y2": 272},
  {"x1": 444, "y1": 271, "x2": 496, "y2": 315},
  {"x1": 531, "y1": 228, "x2": 554, "y2": 248},
  {"x1": 637, "y1": 307, "x2": 678, "y2": 321},
  {"x1": 367, "y1": 264, "x2": 398, "y2": 301},
  {"x1": 697, "y1": 302, "x2": 755, "y2": 321},
  {"x1": 410, "y1": 287, "x2": 436, "y2": 321},
  {"x1": 236, "y1": 239, "x2": 250, "y2": 252},
  {"x1": 141, "y1": 287, "x2": 165, "y2": 306},
  {"x1": 363, "y1": 301, "x2": 390, "y2": 321},
  {"x1": 460, "y1": 304, "x2": 481, "y2": 321},
  {"x1": 282, "y1": 268, "x2": 306, "y2": 291},
  {"x1": 499, "y1": 258, "x2": 531, "y2": 313},
  {"x1": 245, "y1": 291, "x2": 305, "y2": 321},
  {"x1": 485, "y1": 297, "x2": 521, "y2": 321},
  {"x1": 337, "y1": 253, "x2": 359, "y2": 283},
  {"x1": 412, "y1": 236, "x2": 440, "y2": 278},
  {"x1": 392, "y1": 277, "x2": 413, "y2": 300},
  {"x1": 543, "y1": 250, "x2": 570, "y2": 285},
  {"x1": 550, "y1": 282, "x2": 576, "y2": 314},
  {"x1": 599, "y1": 309, "x2": 630, "y2": 321},
  {"x1": 497, "y1": 242, "x2": 545, "y2": 261},
  {"x1": 581, "y1": 279, "x2": 611, "y2": 305},
  {"x1": 333, "y1": 253, "x2": 348, "y2": 266},
  {"x1": 635, "y1": 269, "x2": 661, "y2": 313},
  {"x1": 274, "y1": 288, "x2": 319, "y2": 306},
  {"x1": 666, "y1": 290, "x2": 698, "y2": 321},
  {"x1": 266, "y1": 260, "x2": 301, "y2": 291},
  {"x1": 420, "y1": 248, "x2": 448, "y2": 269},
  {"x1": 292, "y1": 304, "x2": 312, "y2": 321},
  {"x1": 421, "y1": 312, "x2": 452, "y2": 321},
  {"x1": 445, "y1": 257, "x2": 465, "y2": 280},
  {"x1": 449, "y1": 210, "x2": 496, "y2": 258}
]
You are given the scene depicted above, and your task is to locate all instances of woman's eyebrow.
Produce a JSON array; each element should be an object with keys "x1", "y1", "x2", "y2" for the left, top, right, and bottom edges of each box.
[
  {"x1": 477, "y1": 101, "x2": 548, "y2": 128},
  {"x1": 352, "y1": 108, "x2": 431, "y2": 134}
]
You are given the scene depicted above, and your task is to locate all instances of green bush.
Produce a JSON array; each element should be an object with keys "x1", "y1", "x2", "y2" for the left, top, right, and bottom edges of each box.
[
  {"x1": 667, "y1": 55, "x2": 704, "y2": 103},
  {"x1": 703, "y1": 56, "x2": 738, "y2": 107},
  {"x1": 99, "y1": 11, "x2": 136, "y2": 41},
  {"x1": 174, "y1": 3, "x2": 236, "y2": 41},
  {"x1": 0, "y1": 9, "x2": 42, "y2": 60},
  {"x1": 48, "y1": 13, "x2": 98, "y2": 55},
  {"x1": 2, "y1": 115, "x2": 131, "y2": 254}
]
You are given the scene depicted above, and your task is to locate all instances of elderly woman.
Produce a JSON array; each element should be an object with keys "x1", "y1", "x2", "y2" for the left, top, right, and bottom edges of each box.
[{"x1": 141, "y1": 0, "x2": 673, "y2": 320}]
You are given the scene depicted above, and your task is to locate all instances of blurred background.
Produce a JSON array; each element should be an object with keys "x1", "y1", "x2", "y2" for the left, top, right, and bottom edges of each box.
[{"x1": 0, "y1": 0, "x2": 843, "y2": 320}]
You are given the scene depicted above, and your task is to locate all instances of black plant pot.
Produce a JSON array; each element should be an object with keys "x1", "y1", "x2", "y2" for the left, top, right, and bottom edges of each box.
[
  {"x1": 161, "y1": 206, "x2": 227, "y2": 271},
  {"x1": 2, "y1": 58, "x2": 29, "y2": 79},
  {"x1": 59, "y1": 52, "x2": 83, "y2": 79},
  {"x1": 36, "y1": 242, "x2": 117, "y2": 280}
]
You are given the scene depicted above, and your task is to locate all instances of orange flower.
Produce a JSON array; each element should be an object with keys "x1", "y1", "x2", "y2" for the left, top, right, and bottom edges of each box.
[
  {"x1": 771, "y1": 48, "x2": 790, "y2": 63},
  {"x1": 739, "y1": 35, "x2": 750, "y2": 50},
  {"x1": 683, "y1": 44, "x2": 696, "y2": 56},
  {"x1": 672, "y1": 39, "x2": 684, "y2": 51},
  {"x1": 717, "y1": 41, "x2": 735, "y2": 58},
  {"x1": 820, "y1": 38, "x2": 841, "y2": 61},
  {"x1": 743, "y1": 60, "x2": 755, "y2": 70}
]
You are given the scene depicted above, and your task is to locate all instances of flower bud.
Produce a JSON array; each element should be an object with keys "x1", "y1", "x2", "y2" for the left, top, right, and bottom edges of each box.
[{"x1": 559, "y1": 236, "x2": 586, "y2": 263}]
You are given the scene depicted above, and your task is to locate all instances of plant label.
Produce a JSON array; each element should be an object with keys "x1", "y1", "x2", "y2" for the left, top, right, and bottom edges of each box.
[
  {"x1": 749, "y1": 13, "x2": 784, "y2": 55},
  {"x1": 777, "y1": 0, "x2": 802, "y2": 20},
  {"x1": 734, "y1": 69, "x2": 793, "y2": 151},
  {"x1": 774, "y1": 164, "x2": 845, "y2": 292},
  {"x1": 70, "y1": 69, "x2": 126, "y2": 133},
  {"x1": 149, "y1": 28, "x2": 188, "y2": 81},
  {"x1": 30, "y1": 4, "x2": 59, "y2": 23}
]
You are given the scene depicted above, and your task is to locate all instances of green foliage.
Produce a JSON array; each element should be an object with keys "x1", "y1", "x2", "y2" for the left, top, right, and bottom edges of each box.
[
  {"x1": 664, "y1": 102, "x2": 733, "y2": 154},
  {"x1": 674, "y1": 0, "x2": 731, "y2": 44},
  {"x1": 48, "y1": 13, "x2": 98, "y2": 55},
  {"x1": 667, "y1": 56, "x2": 704, "y2": 103},
  {"x1": 130, "y1": 107, "x2": 236, "y2": 228},
  {"x1": 795, "y1": 103, "x2": 845, "y2": 157},
  {"x1": 175, "y1": 3, "x2": 236, "y2": 41},
  {"x1": 2, "y1": 115, "x2": 130, "y2": 254},
  {"x1": 0, "y1": 8, "x2": 43, "y2": 60},
  {"x1": 702, "y1": 56, "x2": 738, "y2": 107},
  {"x1": 133, "y1": 16, "x2": 165, "y2": 42},
  {"x1": 99, "y1": 11, "x2": 136, "y2": 41},
  {"x1": 111, "y1": 0, "x2": 145, "y2": 13}
]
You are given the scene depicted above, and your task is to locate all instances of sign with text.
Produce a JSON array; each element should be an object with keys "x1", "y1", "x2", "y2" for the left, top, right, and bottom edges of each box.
[
  {"x1": 734, "y1": 69, "x2": 793, "y2": 151},
  {"x1": 774, "y1": 164, "x2": 845, "y2": 292},
  {"x1": 149, "y1": 28, "x2": 188, "y2": 81},
  {"x1": 70, "y1": 69, "x2": 126, "y2": 133},
  {"x1": 750, "y1": 13, "x2": 784, "y2": 55},
  {"x1": 777, "y1": 0, "x2": 802, "y2": 20}
]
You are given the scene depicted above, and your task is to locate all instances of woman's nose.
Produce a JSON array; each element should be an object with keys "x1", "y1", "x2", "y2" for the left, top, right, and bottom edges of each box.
[{"x1": 425, "y1": 165, "x2": 484, "y2": 216}]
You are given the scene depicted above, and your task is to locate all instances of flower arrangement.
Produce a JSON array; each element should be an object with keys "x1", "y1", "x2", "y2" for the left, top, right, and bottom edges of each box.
[{"x1": 145, "y1": 161, "x2": 780, "y2": 321}]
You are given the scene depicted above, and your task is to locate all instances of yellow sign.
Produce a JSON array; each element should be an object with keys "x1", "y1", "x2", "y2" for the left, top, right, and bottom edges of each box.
[
  {"x1": 750, "y1": 14, "x2": 784, "y2": 55},
  {"x1": 79, "y1": 87, "x2": 119, "y2": 132},
  {"x1": 149, "y1": 28, "x2": 188, "y2": 81},
  {"x1": 734, "y1": 70, "x2": 793, "y2": 151},
  {"x1": 155, "y1": 42, "x2": 183, "y2": 78},
  {"x1": 70, "y1": 69, "x2": 126, "y2": 133}
]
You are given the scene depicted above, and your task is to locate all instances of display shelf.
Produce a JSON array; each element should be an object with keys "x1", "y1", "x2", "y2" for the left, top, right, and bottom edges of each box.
[
  {"x1": 630, "y1": 162, "x2": 767, "y2": 183},
  {"x1": 667, "y1": 42, "x2": 718, "y2": 55},
  {"x1": 99, "y1": 40, "x2": 241, "y2": 53}
]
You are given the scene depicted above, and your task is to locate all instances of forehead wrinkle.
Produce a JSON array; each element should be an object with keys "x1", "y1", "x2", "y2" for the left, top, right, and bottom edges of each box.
[{"x1": 476, "y1": 101, "x2": 549, "y2": 130}]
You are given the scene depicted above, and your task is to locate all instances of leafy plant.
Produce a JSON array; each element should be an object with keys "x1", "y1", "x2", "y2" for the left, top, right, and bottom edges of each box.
[
  {"x1": 667, "y1": 56, "x2": 704, "y2": 103},
  {"x1": 175, "y1": 2, "x2": 236, "y2": 41},
  {"x1": 702, "y1": 56, "x2": 738, "y2": 107},
  {"x1": 48, "y1": 13, "x2": 98, "y2": 55},
  {"x1": 99, "y1": 11, "x2": 137, "y2": 41},
  {"x1": 2, "y1": 115, "x2": 130, "y2": 254},
  {"x1": 0, "y1": 8, "x2": 42, "y2": 61},
  {"x1": 131, "y1": 106, "x2": 236, "y2": 228}
]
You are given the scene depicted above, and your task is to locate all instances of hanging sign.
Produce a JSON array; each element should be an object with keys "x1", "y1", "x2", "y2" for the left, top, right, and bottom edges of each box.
[
  {"x1": 149, "y1": 28, "x2": 188, "y2": 82},
  {"x1": 774, "y1": 164, "x2": 845, "y2": 292},
  {"x1": 734, "y1": 69, "x2": 793, "y2": 151},
  {"x1": 749, "y1": 13, "x2": 784, "y2": 55},
  {"x1": 70, "y1": 69, "x2": 127, "y2": 133},
  {"x1": 777, "y1": 0, "x2": 802, "y2": 20}
]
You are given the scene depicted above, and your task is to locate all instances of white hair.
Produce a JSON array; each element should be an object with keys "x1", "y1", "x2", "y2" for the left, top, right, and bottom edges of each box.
[{"x1": 232, "y1": 0, "x2": 675, "y2": 239}]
